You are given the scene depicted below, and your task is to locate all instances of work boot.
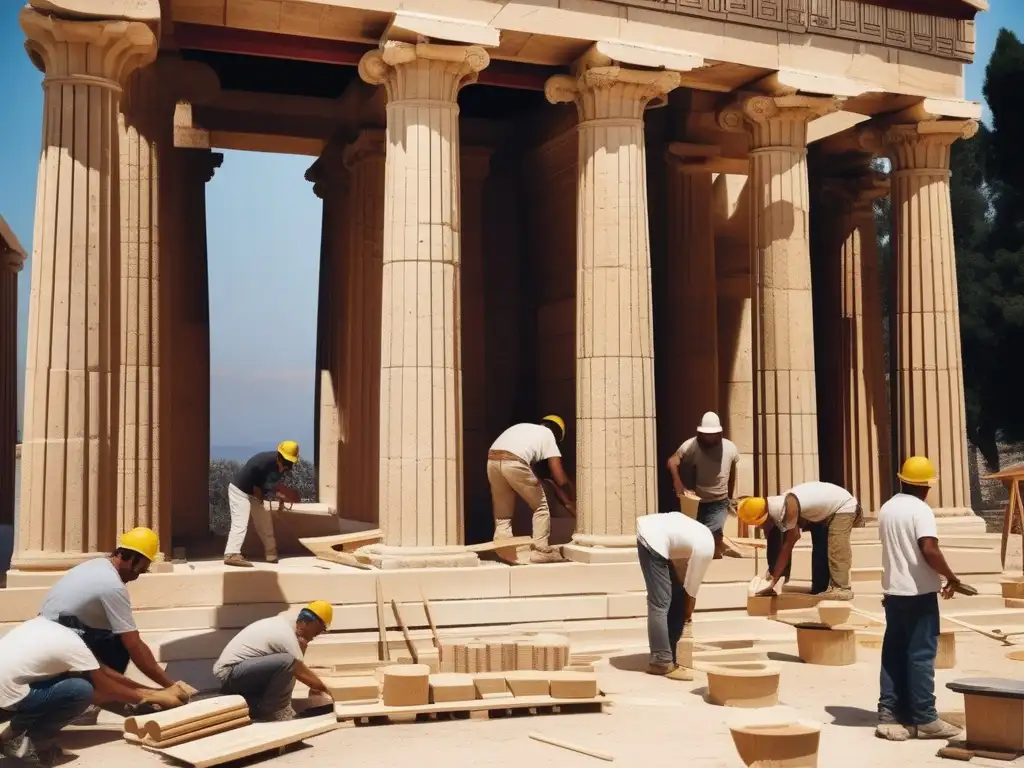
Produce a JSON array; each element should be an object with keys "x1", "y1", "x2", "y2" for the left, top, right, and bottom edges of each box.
[
  {"x1": 915, "y1": 719, "x2": 961, "y2": 740},
  {"x1": 529, "y1": 548, "x2": 565, "y2": 564},
  {"x1": 70, "y1": 705, "x2": 100, "y2": 726},
  {"x1": 264, "y1": 551, "x2": 278, "y2": 565},
  {"x1": 875, "y1": 723, "x2": 913, "y2": 741},
  {"x1": 256, "y1": 706, "x2": 296, "y2": 723},
  {"x1": 665, "y1": 666, "x2": 693, "y2": 681},
  {"x1": 2, "y1": 731, "x2": 40, "y2": 766},
  {"x1": 223, "y1": 554, "x2": 253, "y2": 568},
  {"x1": 646, "y1": 662, "x2": 674, "y2": 676},
  {"x1": 821, "y1": 586, "x2": 854, "y2": 601},
  {"x1": 33, "y1": 739, "x2": 65, "y2": 767}
]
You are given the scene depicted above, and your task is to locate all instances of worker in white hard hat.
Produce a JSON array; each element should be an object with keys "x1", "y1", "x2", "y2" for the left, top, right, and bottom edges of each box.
[
  {"x1": 666, "y1": 412, "x2": 741, "y2": 559},
  {"x1": 214, "y1": 601, "x2": 334, "y2": 722},
  {"x1": 876, "y1": 457, "x2": 962, "y2": 742},
  {"x1": 38, "y1": 528, "x2": 196, "y2": 725},
  {"x1": 487, "y1": 416, "x2": 576, "y2": 564},
  {"x1": 738, "y1": 480, "x2": 864, "y2": 601},
  {"x1": 224, "y1": 441, "x2": 301, "y2": 568}
]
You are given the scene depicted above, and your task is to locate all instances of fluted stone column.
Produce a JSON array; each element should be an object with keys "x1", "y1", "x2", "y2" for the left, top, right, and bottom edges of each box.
[
  {"x1": 15, "y1": 9, "x2": 156, "y2": 569},
  {"x1": 664, "y1": 145, "x2": 719, "y2": 443},
  {"x1": 460, "y1": 147, "x2": 493, "y2": 529},
  {"x1": 545, "y1": 49, "x2": 679, "y2": 535},
  {"x1": 359, "y1": 43, "x2": 488, "y2": 545},
  {"x1": 887, "y1": 120, "x2": 978, "y2": 516},
  {"x1": 726, "y1": 94, "x2": 838, "y2": 496},
  {"x1": 1, "y1": 240, "x2": 25, "y2": 528},
  {"x1": 814, "y1": 151, "x2": 892, "y2": 515}
]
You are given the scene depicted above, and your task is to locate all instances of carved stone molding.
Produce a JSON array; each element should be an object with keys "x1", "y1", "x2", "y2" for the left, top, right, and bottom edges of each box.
[
  {"x1": 358, "y1": 41, "x2": 489, "y2": 103},
  {"x1": 605, "y1": 0, "x2": 976, "y2": 62},
  {"x1": 885, "y1": 119, "x2": 978, "y2": 171}
]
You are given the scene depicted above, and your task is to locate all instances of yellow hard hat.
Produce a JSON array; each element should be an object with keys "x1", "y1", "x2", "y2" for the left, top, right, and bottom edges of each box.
[
  {"x1": 304, "y1": 600, "x2": 333, "y2": 629},
  {"x1": 277, "y1": 440, "x2": 299, "y2": 464},
  {"x1": 119, "y1": 527, "x2": 159, "y2": 561},
  {"x1": 898, "y1": 456, "x2": 937, "y2": 487},
  {"x1": 737, "y1": 497, "x2": 768, "y2": 526},
  {"x1": 542, "y1": 415, "x2": 566, "y2": 442}
]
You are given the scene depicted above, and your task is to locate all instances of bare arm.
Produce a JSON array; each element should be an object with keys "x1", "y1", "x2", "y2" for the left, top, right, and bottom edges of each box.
[
  {"x1": 545, "y1": 458, "x2": 576, "y2": 506},
  {"x1": 666, "y1": 453, "x2": 688, "y2": 496},
  {"x1": 727, "y1": 463, "x2": 737, "y2": 499},
  {"x1": 682, "y1": 593, "x2": 697, "y2": 625},
  {"x1": 89, "y1": 666, "x2": 183, "y2": 709},
  {"x1": 768, "y1": 527, "x2": 801, "y2": 586},
  {"x1": 293, "y1": 660, "x2": 329, "y2": 696},
  {"x1": 121, "y1": 631, "x2": 175, "y2": 688},
  {"x1": 919, "y1": 538, "x2": 959, "y2": 597}
]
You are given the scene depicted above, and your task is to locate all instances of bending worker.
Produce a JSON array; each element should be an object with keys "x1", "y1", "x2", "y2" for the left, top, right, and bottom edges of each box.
[
  {"x1": 666, "y1": 412, "x2": 741, "y2": 559},
  {"x1": 213, "y1": 602, "x2": 333, "y2": 722},
  {"x1": 224, "y1": 441, "x2": 301, "y2": 568},
  {"x1": 876, "y1": 457, "x2": 962, "y2": 742},
  {"x1": 738, "y1": 481, "x2": 863, "y2": 600},
  {"x1": 487, "y1": 416, "x2": 576, "y2": 564},
  {"x1": 38, "y1": 527, "x2": 194, "y2": 724},
  {"x1": 635, "y1": 511, "x2": 715, "y2": 681},
  {"x1": 0, "y1": 617, "x2": 186, "y2": 765}
]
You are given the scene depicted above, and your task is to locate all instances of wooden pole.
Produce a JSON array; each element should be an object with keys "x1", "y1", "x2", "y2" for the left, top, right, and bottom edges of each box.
[
  {"x1": 391, "y1": 599, "x2": 418, "y2": 662},
  {"x1": 529, "y1": 733, "x2": 614, "y2": 761}
]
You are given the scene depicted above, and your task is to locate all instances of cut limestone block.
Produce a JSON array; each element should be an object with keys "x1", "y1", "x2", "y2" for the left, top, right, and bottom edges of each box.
[
  {"x1": 677, "y1": 638, "x2": 695, "y2": 668},
  {"x1": 439, "y1": 642, "x2": 456, "y2": 673},
  {"x1": 370, "y1": 553, "x2": 481, "y2": 569},
  {"x1": 947, "y1": 678, "x2": 1024, "y2": 752},
  {"x1": 454, "y1": 643, "x2": 469, "y2": 673},
  {"x1": 729, "y1": 720, "x2": 821, "y2": 767},
  {"x1": 571, "y1": 534, "x2": 636, "y2": 548},
  {"x1": 516, "y1": 640, "x2": 536, "y2": 670},
  {"x1": 396, "y1": 649, "x2": 440, "y2": 674},
  {"x1": 531, "y1": 634, "x2": 570, "y2": 671},
  {"x1": 429, "y1": 674, "x2": 476, "y2": 703},
  {"x1": 705, "y1": 662, "x2": 782, "y2": 708},
  {"x1": 487, "y1": 642, "x2": 503, "y2": 671},
  {"x1": 501, "y1": 640, "x2": 517, "y2": 671},
  {"x1": 816, "y1": 601, "x2": 852, "y2": 628},
  {"x1": 504, "y1": 670, "x2": 549, "y2": 697},
  {"x1": 1002, "y1": 578, "x2": 1024, "y2": 600},
  {"x1": 747, "y1": 593, "x2": 821, "y2": 617},
  {"x1": 937, "y1": 631, "x2": 957, "y2": 670},
  {"x1": 466, "y1": 642, "x2": 487, "y2": 674},
  {"x1": 323, "y1": 676, "x2": 379, "y2": 703},
  {"x1": 796, "y1": 626, "x2": 856, "y2": 666},
  {"x1": 548, "y1": 671, "x2": 598, "y2": 699},
  {"x1": 562, "y1": 544, "x2": 638, "y2": 564},
  {"x1": 381, "y1": 664, "x2": 430, "y2": 707},
  {"x1": 473, "y1": 672, "x2": 509, "y2": 697}
]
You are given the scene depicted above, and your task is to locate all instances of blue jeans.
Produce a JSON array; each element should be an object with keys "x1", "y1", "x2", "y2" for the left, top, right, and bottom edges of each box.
[
  {"x1": 766, "y1": 522, "x2": 830, "y2": 592},
  {"x1": 2, "y1": 675, "x2": 93, "y2": 741},
  {"x1": 878, "y1": 593, "x2": 940, "y2": 726},
  {"x1": 637, "y1": 540, "x2": 685, "y2": 666},
  {"x1": 696, "y1": 500, "x2": 729, "y2": 533}
]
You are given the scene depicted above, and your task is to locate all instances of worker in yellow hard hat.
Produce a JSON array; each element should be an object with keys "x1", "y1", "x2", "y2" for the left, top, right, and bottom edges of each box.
[
  {"x1": 486, "y1": 416, "x2": 576, "y2": 564},
  {"x1": 876, "y1": 456, "x2": 963, "y2": 742},
  {"x1": 38, "y1": 528, "x2": 196, "y2": 724},
  {"x1": 738, "y1": 479, "x2": 864, "y2": 601},
  {"x1": 214, "y1": 601, "x2": 333, "y2": 721},
  {"x1": 224, "y1": 441, "x2": 301, "y2": 568}
]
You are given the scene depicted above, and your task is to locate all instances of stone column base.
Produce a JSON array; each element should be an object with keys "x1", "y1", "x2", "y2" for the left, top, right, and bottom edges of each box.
[
  {"x1": 9, "y1": 551, "x2": 107, "y2": 572},
  {"x1": 562, "y1": 543, "x2": 639, "y2": 564}
]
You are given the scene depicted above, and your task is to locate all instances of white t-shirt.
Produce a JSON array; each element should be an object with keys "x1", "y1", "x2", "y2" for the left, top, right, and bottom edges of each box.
[
  {"x1": 489, "y1": 423, "x2": 561, "y2": 466},
  {"x1": 768, "y1": 481, "x2": 858, "y2": 531},
  {"x1": 878, "y1": 493, "x2": 942, "y2": 596},
  {"x1": 636, "y1": 512, "x2": 715, "y2": 596},
  {"x1": 213, "y1": 616, "x2": 304, "y2": 681},
  {"x1": 0, "y1": 617, "x2": 99, "y2": 710}
]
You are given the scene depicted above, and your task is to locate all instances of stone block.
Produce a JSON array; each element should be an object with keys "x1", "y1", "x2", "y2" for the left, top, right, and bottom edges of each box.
[
  {"x1": 323, "y1": 676, "x2": 379, "y2": 703},
  {"x1": 705, "y1": 661, "x2": 781, "y2": 708},
  {"x1": 473, "y1": 672, "x2": 508, "y2": 697},
  {"x1": 381, "y1": 664, "x2": 430, "y2": 707},
  {"x1": 504, "y1": 670, "x2": 550, "y2": 697},
  {"x1": 428, "y1": 673, "x2": 476, "y2": 703},
  {"x1": 509, "y1": 562, "x2": 644, "y2": 597},
  {"x1": 548, "y1": 671, "x2": 598, "y2": 699},
  {"x1": 795, "y1": 627, "x2": 856, "y2": 666},
  {"x1": 562, "y1": 544, "x2": 637, "y2": 564}
]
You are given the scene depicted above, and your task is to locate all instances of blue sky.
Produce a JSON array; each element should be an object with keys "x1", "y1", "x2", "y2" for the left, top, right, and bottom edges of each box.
[{"x1": 0, "y1": 4, "x2": 1020, "y2": 456}]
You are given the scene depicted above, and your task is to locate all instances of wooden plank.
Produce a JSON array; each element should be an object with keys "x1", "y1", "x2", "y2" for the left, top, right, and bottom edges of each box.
[
  {"x1": 141, "y1": 714, "x2": 340, "y2": 768},
  {"x1": 299, "y1": 529, "x2": 383, "y2": 554},
  {"x1": 334, "y1": 693, "x2": 609, "y2": 720},
  {"x1": 464, "y1": 537, "x2": 533, "y2": 553},
  {"x1": 124, "y1": 696, "x2": 247, "y2": 740},
  {"x1": 391, "y1": 599, "x2": 418, "y2": 662},
  {"x1": 375, "y1": 578, "x2": 390, "y2": 662}
]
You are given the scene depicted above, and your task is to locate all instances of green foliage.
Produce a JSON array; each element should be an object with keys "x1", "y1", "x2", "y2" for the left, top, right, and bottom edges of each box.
[{"x1": 207, "y1": 458, "x2": 318, "y2": 534}]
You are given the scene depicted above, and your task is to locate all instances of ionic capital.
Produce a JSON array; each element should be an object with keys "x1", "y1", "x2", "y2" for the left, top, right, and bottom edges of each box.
[
  {"x1": 358, "y1": 41, "x2": 489, "y2": 103},
  {"x1": 544, "y1": 46, "x2": 679, "y2": 123},
  {"x1": 719, "y1": 93, "x2": 840, "y2": 150},
  {"x1": 21, "y1": 7, "x2": 157, "y2": 89},
  {"x1": 884, "y1": 120, "x2": 978, "y2": 172}
]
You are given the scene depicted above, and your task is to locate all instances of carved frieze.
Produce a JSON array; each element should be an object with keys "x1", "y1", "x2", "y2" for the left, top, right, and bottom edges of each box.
[{"x1": 611, "y1": 0, "x2": 975, "y2": 62}]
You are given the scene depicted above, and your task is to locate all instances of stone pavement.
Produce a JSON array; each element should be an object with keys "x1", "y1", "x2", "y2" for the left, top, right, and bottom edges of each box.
[{"x1": 60, "y1": 630, "x2": 1023, "y2": 767}]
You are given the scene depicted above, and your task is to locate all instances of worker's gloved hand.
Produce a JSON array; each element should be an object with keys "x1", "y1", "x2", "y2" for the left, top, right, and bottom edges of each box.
[
  {"x1": 171, "y1": 681, "x2": 199, "y2": 700},
  {"x1": 140, "y1": 688, "x2": 187, "y2": 710}
]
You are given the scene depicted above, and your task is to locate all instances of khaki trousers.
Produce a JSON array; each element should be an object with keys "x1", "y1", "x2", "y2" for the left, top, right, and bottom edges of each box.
[
  {"x1": 226, "y1": 483, "x2": 277, "y2": 558},
  {"x1": 826, "y1": 505, "x2": 864, "y2": 590},
  {"x1": 486, "y1": 458, "x2": 552, "y2": 551}
]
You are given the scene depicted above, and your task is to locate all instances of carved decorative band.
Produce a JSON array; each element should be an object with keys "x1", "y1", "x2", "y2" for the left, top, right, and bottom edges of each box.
[
  {"x1": 43, "y1": 74, "x2": 122, "y2": 92},
  {"x1": 577, "y1": 117, "x2": 644, "y2": 130},
  {"x1": 612, "y1": 0, "x2": 975, "y2": 62},
  {"x1": 386, "y1": 99, "x2": 460, "y2": 111}
]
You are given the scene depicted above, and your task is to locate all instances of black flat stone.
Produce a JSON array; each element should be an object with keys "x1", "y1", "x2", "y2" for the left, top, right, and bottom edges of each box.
[{"x1": 947, "y1": 677, "x2": 1024, "y2": 699}]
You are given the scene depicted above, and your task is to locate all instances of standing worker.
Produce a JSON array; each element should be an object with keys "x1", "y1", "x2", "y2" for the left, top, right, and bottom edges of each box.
[
  {"x1": 738, "y1": 481, "x2": 863, "y2": 600},
  {"x1": 224, "y1": 441, "x2": 301, "y2": 568},
  {"x1": 666, "y1": 412, "x2": 741, "y2": 559},
  {"x1": 213, "y1": 602, "x2": 334, "y2": 721},
  {"x1": 38, "y1": 528, "x2": 195, "y2": 724},
  {"x1": 487, "y1": 416, "x2": 576, "y2": 564},
  {"x1": 635, "y1": 511, "x2": 715, "y2": 681},
  {"x1": 0, "y1": 617, "x2": 186, "y2": 765},
  {"x1": 876, "y1": 457, "x2": 962, "y2": 742}
]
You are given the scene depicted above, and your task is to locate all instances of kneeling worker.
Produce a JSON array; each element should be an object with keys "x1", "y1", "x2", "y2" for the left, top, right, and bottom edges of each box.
[
  {"x1": 739, "y1": 481, "x2": 863, "y2": 600},
  {"x1": 213, "y1": 602, "x2": 334, "y2": 721},
  {"x1": 0, "y1": 616, "x2": 185, "y2": 765},
  {"x1": 487, "y1": 416, "x2": 576, "y2": 564},
  {"x1": 636, "y1": 511, "x2": 715, "y2": 681},
  {"x1": 38, "y1": 527, "x2": 193, "y2": 723}
]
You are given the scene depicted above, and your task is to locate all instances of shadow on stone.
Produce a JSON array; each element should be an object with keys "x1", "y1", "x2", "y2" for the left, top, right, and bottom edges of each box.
[
  {"x1": 767, "y1": 651, "x2": 804, "y2": 664},
  {"x1": 59, "y1": 729, "x2": 123, "y2": 749},
  {"x1": 825, "y1": 705, "x2": 878, "y2": 727},
  {"x1": 608, "y1": 653, "x2": 649, "y2": 673}
]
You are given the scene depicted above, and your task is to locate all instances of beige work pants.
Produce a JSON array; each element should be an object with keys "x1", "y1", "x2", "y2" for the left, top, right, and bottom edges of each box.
[
  {"x1": 226, "y1": 483, "x2": 277, "y2": 559},
  {"x1": 826, "y1": 504, "x2": 864, "y2": 590},
  {"x1": 486, "y1": 458, "x2": 553, "y2": 551}
]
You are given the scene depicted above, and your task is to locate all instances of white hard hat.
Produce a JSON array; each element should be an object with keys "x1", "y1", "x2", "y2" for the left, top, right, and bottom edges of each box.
[{"x1": 696, "y1": 411, "x2": 723, "y2": 434}]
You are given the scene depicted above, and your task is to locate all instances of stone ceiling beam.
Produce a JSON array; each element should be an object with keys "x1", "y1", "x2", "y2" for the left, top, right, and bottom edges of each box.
[{"x1": 382, "y1": 10, "x2": 500, "y2": 48}]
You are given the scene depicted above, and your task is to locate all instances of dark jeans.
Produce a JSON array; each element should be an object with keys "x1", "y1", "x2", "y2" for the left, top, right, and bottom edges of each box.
[
  {"x1": 1, "y1": 675, "x2": 93, "y2": 742},
  {"x1": 54, "y1": 615, "x2": 130, "y2": 673},
  {"x1": 637, "y1": 540, "x2": 685, "y2": 666},
  {"x1": 766, "y1": 522, "x2": 829, "y2": 593},
  {"x1": 220, "y1": 653, "x2": 296, "y2": 719},
  {"x1": 696, "y1": 499, "x2": 730, "y2": 534},
  {"x1": 878, "y1": 593, "x2": 940, "y2": 726}
]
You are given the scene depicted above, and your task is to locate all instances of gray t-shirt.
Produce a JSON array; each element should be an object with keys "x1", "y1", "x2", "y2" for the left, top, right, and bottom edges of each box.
[
  {"x1": 39, "y1": 558, "x2": 137, "y2": 634},
  {"x1": 213, "y1": 616, "x2": 304, "y2": 681},
  {"x1": 676, "y1": 437, "x2": 740, "y2": 501}
]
